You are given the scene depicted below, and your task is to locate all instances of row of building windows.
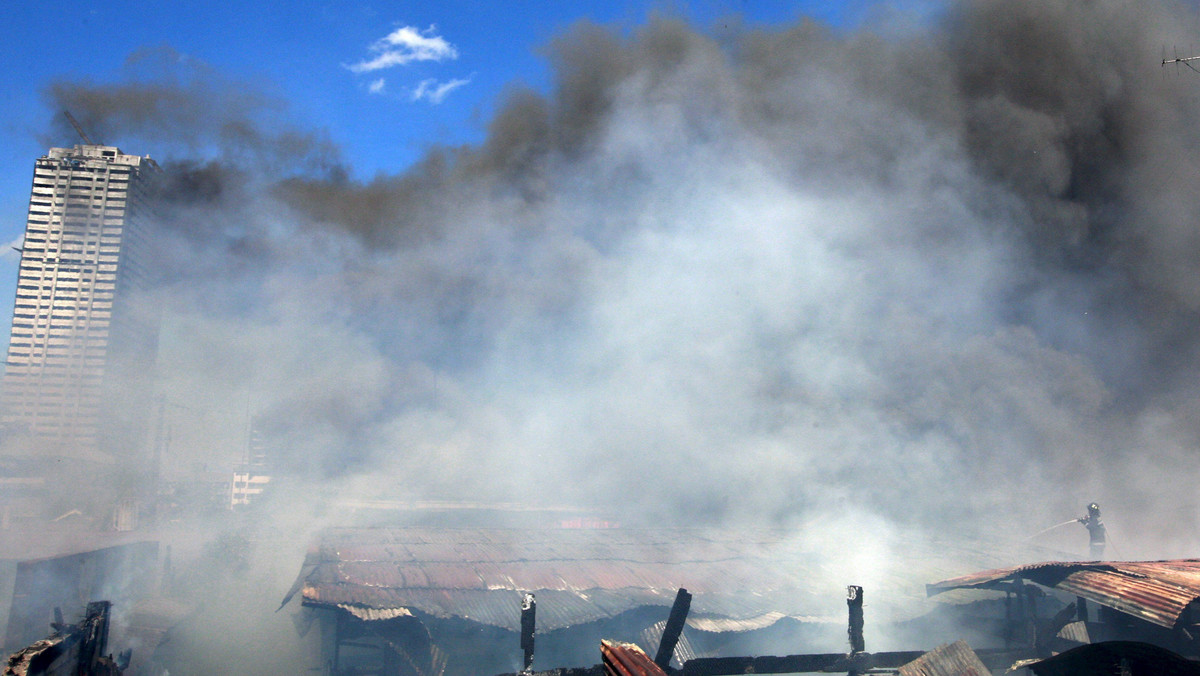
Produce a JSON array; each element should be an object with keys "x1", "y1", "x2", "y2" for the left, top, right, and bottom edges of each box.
[
  {"x1": 29, "y1": 198, "x2": 128, "y2": 208},
  {"x1": 31, "y1": 192, "x2": 129, "y2": 204},
  {"x1": 14, "y1": 296, "x2": 115, "y2": 306},
  {"x1": 27, "y1": 209, "x2": 128, "y2": 221},
  {"x1": 10, "y1": 324, "x2": 112, "y2": 335},
  {"x1": 3, "y1": 387, "x2": 99, "y2": 398},
  {"x1": 5, "y1": 368, "x2": 104, "y2": 379},
  {"x1": 33, "y1": 168, "x2": 128, "y2": 177},
  {"x1": 16, "y1": 256, "x2": 121, "y2": 269},
  {"x1": 21, "y1": 263, "x2": 122, "y2": 273},
  {"x1": 21, "y1": 233, "x2": 126, "y2": 248},
  {"x1": 8, "y1": 334, "x2": 109, "y2": 345},
  {"x1": 4, "y1": 389, "x2": 101, "y2": 400},
  {"x1": 3, "y1": 397, "x2": 101, "y2": 408},
  {"x1": 31, "y1": 233, "x2": 128, "y2": 244},
  {"x1": 10, "y1": 325, "x2": 110, "y2": 335},
  {"x1": 15, "y1": 287, "x2": 113, "y2": 297},
  {"x1": 6, "y1": 361, "x2": 107, "y2": 371},
  {"x1": 14, "y1": 284, "x2": 117, "y2": 295},
  {"x1": 39, "y1": 183, "x2": 129, "y2": 193},
  {"x1": 11, "y1": 316, "x2": 111, "y2": 328},
  {"x1": 7, "y1": 346, "x2": 108, "y2": 357},
  {"x1": 31, "y1": 176, "x2": 123, "y2": 188},
  {"x1": 7, "y1": 355, "x2": 107, "y2": 364}
]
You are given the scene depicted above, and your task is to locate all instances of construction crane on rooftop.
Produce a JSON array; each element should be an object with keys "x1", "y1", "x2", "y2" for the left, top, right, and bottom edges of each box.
[{"x1": 62, "y1": 110, "x2": 94, "y2": 145}]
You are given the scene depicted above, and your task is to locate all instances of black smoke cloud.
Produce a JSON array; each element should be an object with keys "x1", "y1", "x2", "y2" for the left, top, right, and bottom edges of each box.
[
  {"x1": 46, "y1": 45, "x2": 338, "y2": 173},
  {"x1": 40, "y1": 0, "x2": 1200, "y2": 553}
]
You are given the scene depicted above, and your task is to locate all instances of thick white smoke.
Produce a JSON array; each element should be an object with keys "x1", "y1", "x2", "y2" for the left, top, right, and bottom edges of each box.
[{"x1": 33, "y1": 0, "x2": 1200, "y2": 565}]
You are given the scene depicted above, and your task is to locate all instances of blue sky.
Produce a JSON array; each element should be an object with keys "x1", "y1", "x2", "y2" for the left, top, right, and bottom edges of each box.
[{"x1": 0, "y1": 1, "x2": 941, "y2": 328}]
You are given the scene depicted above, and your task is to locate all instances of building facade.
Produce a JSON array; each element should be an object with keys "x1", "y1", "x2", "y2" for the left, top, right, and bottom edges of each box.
[{"x1": 1, "y1": 144, "x2": 159, "y2": 462}]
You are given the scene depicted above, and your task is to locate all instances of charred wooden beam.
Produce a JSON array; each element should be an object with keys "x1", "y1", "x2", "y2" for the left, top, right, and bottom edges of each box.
[
  {"x1": 654, "y1": 588, "x2": 692, "y2": 669},
  {"x1": 522, "y1": 592, "x2": 537, "y2": 672},
  {"x1": 500, "y1": 648, "x2": 1030, "y2": 676},
  {"x1": 495, "y1": 668, "x2": 603, "y2": 676},
  {"x1": 847, "y1": 585, "x2": 865, "y2": 655},
  {"x1": 77, "y1": 601, "x2": 112, "y2": 673},
  {"x1": 4, "y1": 600, "x2": 118, "y2": 676},
  {"x1": 677, "y1": 650, "x2": 926, "y2": 675}
]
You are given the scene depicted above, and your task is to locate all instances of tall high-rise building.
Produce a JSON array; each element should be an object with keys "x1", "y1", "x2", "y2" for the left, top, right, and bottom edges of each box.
[{"x1": 1, "y1": 144, "x2": 159, "y2": 462}]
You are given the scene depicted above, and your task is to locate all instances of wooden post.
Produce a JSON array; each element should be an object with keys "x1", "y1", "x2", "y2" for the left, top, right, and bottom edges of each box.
[
  {"x1": 655, "y1": 588, "x2": 692, "y2": 669},
  {"x1": 1004, "y1": 589, "x2": 1013, "y2": 649},
  {"x1": 521, "y1": 592, "x2": 537, "y2": 672},
  {"x1": 1025, "y1": 584, "x2": 1038, "y2": 646},
  {"x1": 1014, "y1": 577, "x2": 1030, "y2": 647},
  {"x1": 333, "y1": 610, "x2": 342, "y2": 674}
]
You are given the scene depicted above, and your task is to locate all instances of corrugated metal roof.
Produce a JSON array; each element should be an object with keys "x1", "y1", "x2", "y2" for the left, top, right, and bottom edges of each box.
[
  {"x1": 927, "y1": 559, "x2": 1200, "y2": 629},
  {"x1": 297, "y1": 527, "x2": 841, "y2": 632},
  {"x1": 896, "y1": 640, "x2": 988, "y2": 676},
  {"x1": 1056, "y1": 620, "x2": 1089, "y2": 644},
  {"x1": 639, "y1": 619, "x2": 697, "y2": 667},
  {"x1": 293, "y1": 526, "x2": 1060, "y2": 633},
  {"x1": 600, "y1": 640, "x2": 668, "y2": 676},
  {"x1": 336, "y1": 604, "x2": 412, "y2": 621},
  {"x1": 685, "y1": 611, "x2": 787, "y2": 633}
]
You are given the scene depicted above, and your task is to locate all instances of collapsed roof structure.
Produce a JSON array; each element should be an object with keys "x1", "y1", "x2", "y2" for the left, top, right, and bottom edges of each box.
[
  {"x1": 926, "y1": 558, "x2": 1200, "y2": 673},
  {"x1": 928, "y1": 559, "x2": 1200, "y2": 636},
  {"x1": 282, "y1": 526, "x2": 1064, "y2": 675},
  {"x1": 2, "y1": 601, "x2": 121, "y2": 676},
  {"x1": 285, "y1": 526, "x2": 835, "y2": 674},
  {"x1": 0, "y1": 541, "x2": 157, "y2": 654},
  {"x1": 498, "y1": 557, "x2": 1200, "y2": 676},
  {"x1": 287, "y1": 527, "x2": 829, "y2": 635}
]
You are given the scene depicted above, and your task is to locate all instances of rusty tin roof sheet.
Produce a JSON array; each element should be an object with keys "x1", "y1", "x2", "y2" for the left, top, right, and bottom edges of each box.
[
  {"x1": 927, "y1": 559, "x2": 1200, "y2": 629},
  {"x1": 896, "y1": 640, "x2": 989, "y2": 676},
  {"x1": 601, "y1": 640, "x2": 668, "y2": 676}
]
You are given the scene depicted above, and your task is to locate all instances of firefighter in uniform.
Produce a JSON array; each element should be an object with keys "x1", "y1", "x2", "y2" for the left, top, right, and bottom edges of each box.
[{"x1": 1077, "y1": 502, "x2": 1106, "y2": 560}]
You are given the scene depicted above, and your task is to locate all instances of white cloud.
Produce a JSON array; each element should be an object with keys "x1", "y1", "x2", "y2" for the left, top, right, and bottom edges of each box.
[
  {"x1": 410, "y1": 77, "x2": 471, "y2": 104},
  {"x1": 368, "y1": 78, "x2": 386, "y2": 94},
  {"x1": 348, "y1": 25, "x2": 458, "y2": 73}
]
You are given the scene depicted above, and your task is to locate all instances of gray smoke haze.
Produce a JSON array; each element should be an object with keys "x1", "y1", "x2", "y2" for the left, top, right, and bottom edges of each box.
[{"x1": 40, "y1": 0, "x2": 1200, "y2": 559}]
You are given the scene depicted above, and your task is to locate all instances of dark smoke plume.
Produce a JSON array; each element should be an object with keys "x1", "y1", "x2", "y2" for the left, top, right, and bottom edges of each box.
[
  {"x1": 36, "y1": 0, "x2": 1200, "y2": 556},
  {"x1": 45, "y1": 45, "x2": 338, "y2": 173}
]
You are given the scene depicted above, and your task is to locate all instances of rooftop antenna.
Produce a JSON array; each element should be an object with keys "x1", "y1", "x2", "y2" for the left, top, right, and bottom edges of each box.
[
  {"x1": 1163, "y1": 46, "x2": 1200, "y2": 74},
  {"x1": 62, "y1": 110, "x2": 94, "y2": 145}
]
